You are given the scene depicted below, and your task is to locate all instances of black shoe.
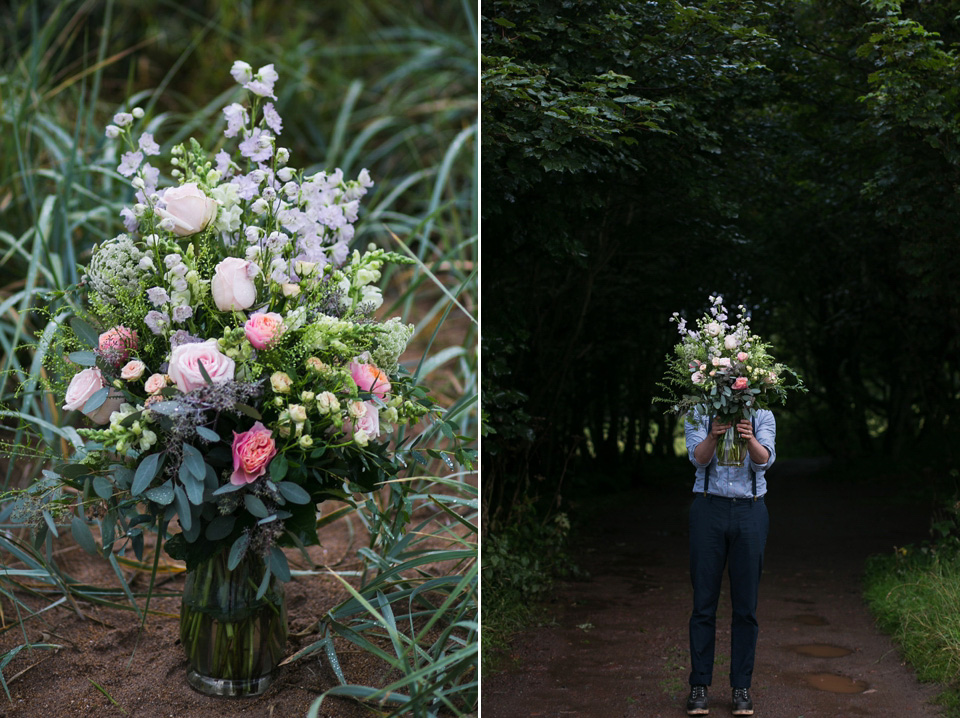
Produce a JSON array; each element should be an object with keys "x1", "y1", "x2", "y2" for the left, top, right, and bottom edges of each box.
[
  {"x1": 686, "y1": 684, "x2": 709, "y2": 715},
  {"x1": 731, "y1": 687, "x2": 753, "y2": 716}
]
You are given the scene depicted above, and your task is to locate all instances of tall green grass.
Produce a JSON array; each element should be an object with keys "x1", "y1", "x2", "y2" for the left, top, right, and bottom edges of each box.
[
  {"x1": 0, "y1": 0, "x2": 476, "y2": 713},
  {"x1": 863, "y1": 500, "x2": 960, "y2": 715}
]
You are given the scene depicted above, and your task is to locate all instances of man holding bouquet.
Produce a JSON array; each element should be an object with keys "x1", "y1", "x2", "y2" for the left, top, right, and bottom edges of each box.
[{"x1": 683, "y1": 411, "x2": 776, "y2": 717}]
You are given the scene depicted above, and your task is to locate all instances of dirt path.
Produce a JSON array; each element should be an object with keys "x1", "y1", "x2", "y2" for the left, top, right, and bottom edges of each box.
[{"x1": 482, "y1": 459, "x2": 945, "y2": 717}]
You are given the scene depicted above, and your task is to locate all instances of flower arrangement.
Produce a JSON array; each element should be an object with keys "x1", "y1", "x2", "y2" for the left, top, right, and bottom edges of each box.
[
  {"x1": 21, "y1": 60, "x2": 470, "y2": 692},
  {"x1": 660, "y1": 295, "x2": 804, "y2": 424}
]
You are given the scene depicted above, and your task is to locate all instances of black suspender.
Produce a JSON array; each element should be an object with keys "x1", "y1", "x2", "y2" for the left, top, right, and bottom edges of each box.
[{"x1": 703, "y1": 416, "x2": 757, "y2": 498}]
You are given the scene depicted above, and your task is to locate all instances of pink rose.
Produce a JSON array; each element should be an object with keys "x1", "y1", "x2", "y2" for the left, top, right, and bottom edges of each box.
[
  {"x1": 712, "y1": 357, "x2": 731, "y2": 368},
  {"x1": 691, "y1": 371, "x2": 705, "y2": 385},
  {"x1": 167, "y1": 339, "x2": 235, "y2": 393},
  {"x1": 144, "y1": 373, "x2": 168, "y2": 394},
  {"x1": 244, "y1": 312, "x2": 284, "y2": 349},
  {"x1": 120, "y1": 360, "x2": 147, "y2": 381},
  {"x1": 156, "y1": 182, "x2": 218, "y2": 236},
  {"x1": 350, "y1": 360, "x2": 391, "y2": 399},
  {"x1": 211, "y1": 257, "x2": 258, "y2": 311},
  {"x1": 737, "y1": 352, "x2": 749, "y2": 362},
  {"x1": 733, "y1": 377, "x2": 749, "y2": 390},
  {"x1": 62, "y1": 367, "x2": 124, "y2": 424},
  {"x1": 98, "y1": 326, "x2": 138, "y2": 365},
  {"x1": 230, "y1": 421, "x2": 278, "y2": 485},
  {"x1": 345, "y1": 401, "x2": 380, "y2": 446}
]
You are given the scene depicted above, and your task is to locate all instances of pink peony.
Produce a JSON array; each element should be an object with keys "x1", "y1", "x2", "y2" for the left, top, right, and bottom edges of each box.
[
  {"x1": 168, "y1": 339, "x2": 235, "y2": 393},
  {"x1": 350, "y1": 360, "x2": 391, "y2": 400},
  {"x1": 211, "y1": 257, "x2": 258, "y2": 311},
  {"x1": 230, "y1": 421, "x2": 277, "y2": 485},
  {"x1": 244, "y1": 312, "x2": 284, "y2": 349},
  {"x1": 98, "y1": 326, "x2": 138, "y2": 365},
  {"x1": 62, "y1": 367, "x2": 124, "y2": 424},
  {"x1": 691, "y1": 372, "x2": 705, "y2": 385},
  {"x1": 737, "y1": 352, "x2": 749, "y2": 362},
  {"x1": 732, "y1": 377, "x2": 749, "y2": 390}
]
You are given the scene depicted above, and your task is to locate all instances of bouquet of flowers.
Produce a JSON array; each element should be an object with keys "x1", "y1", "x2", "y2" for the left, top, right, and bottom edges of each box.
[
  {"x1": 660, "y1": 295, "x2": 804, "y2": 463},
  {"x1": 28, "y1": 60, "x2": 468, "y2": 695}
]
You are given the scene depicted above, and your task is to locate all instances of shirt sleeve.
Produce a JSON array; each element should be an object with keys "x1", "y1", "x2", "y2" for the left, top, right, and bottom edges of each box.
[
  {"x1": 749, "y1": 410, "x2": 776, "y2": 471},
  {"x1": 685, "y1": 413, "x2": 711, "y2": 468}
]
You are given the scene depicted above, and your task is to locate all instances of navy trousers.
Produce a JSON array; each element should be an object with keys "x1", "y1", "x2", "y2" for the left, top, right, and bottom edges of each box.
[{"x1": 688, "y1": 494, "x2": 769, "y2": 689}]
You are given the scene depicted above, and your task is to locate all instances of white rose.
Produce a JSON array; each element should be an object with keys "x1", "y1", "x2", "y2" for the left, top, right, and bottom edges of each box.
[
  {"x1": 705, "y1": 322, "x2": 722, "y2": 336},
  {"x1": 211, "y1": 257, "x2": 258, "y2": 311},
  {"x1": 156, "y1": 183, "x2": 218, "y2": 237},
  {"x1": 288, "y1": 404, "x2": 308, "y2": 423},
  {"x1": 724, "y1": 335, "x2": 739, "y2": 351}
]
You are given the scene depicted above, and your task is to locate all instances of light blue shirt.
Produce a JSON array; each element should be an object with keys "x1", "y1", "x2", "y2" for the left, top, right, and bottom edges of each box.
[{"x1": 684, "y1": 410, "x2": 776, "y2": 498}]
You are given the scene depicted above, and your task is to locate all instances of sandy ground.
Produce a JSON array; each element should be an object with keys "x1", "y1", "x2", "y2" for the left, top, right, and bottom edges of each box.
[
  {"x1": 482, "y1": 458, "x2": 946, "y2": 717},
  {"x1": 0, "y1": 510, "x2": 385, "y2": 718}
]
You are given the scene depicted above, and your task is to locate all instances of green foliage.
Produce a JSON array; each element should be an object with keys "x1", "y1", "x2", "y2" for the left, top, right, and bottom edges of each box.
[
  {"x1": 863, "y1": 495, "x2": 960, "y2": 712},
  {"x1": 481, "y1": 502, "x2": 581, "y2": 671}
]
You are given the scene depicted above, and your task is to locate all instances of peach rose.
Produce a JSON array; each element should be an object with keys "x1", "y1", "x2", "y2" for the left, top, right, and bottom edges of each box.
[
  {"x1": 62, "y1": 367, "x2": 124, "y2": 424},
  {"x1": 733, "y1": 377, "x2": 749, "y2": 390},
  {"x1": 350, "y1": 360, "x2": 391, "y2": 400},
  {"x1": 230, "y1": 421, "x2": 278, "y2": 486},
  {"x1": 144, "y1": 373, "x2": 169, "y2": 394},
  {"x1": 168, "y1": 339, "x2": 235, "y2": 393},
  {"x1": 156, "y1": 182, "x2": 217, "y2": 236},
  {"x1": 244, "y1": 312, "x2": 284, "y2": 349},
  {"x1": 120, "y1": 360, "x2": 146, "y2": 381},
  {"x1": 211, "y1": 257, "x2": 258, "y2": 311}
]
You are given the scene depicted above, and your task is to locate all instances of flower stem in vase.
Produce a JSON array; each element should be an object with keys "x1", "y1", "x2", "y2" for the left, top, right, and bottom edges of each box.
[
  {"x1": 180, "y1": 549, "x2": 287, "y2": 697},
  {"x1": 717, "y1": 425, "x2": 747, "y2": 467}
]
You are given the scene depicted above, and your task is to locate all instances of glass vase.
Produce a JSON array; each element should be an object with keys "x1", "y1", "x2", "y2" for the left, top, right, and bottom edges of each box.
[
  {"x1": 716, "y1": 425, "x2": 747, "y2": 467},
  {"x1": 179, "y1": 548, "x2": 287, "y2": 697}
]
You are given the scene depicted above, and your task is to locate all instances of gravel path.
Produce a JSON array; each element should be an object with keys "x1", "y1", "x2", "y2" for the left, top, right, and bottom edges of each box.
[{"x1": 482, "y1": 459, "x2": 944, "y2": 717}]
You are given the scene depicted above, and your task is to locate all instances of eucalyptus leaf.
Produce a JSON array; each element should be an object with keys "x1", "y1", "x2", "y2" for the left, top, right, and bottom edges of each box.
[
  {"x1": 205, "y1": 515, "x2": 236, "y2": 541},
  {"x1": 67, "y1": 350, "x2": 97, "y2": 366},
  {"x1": 92, "y1": 476, "x2": 114, "y2": 500},
  {"x1": 182, "y1": 443, "x2": 205, "y2": 480},
  {"x1": 213, "y1": 482, "x2": 242, "y2": 496},
  {"x1": 71, "y1": 516, "x2": 98, "y2": 556},
  {"x1": 174, "y1": 486, "x2": 191, "y2": 532},
  {"x1": 277, "y1": 481, "x2": 311, "y2": 505},
  {"x1": 255, "y1": 562, "x2": 272, "y2": 600},
  {"x1": 81, "y1": 387, "x2": 109, "y2": 415},
  {"x1": 244, "y1": 494, "x2": 270, "y2": 519},
  {"x1": 41, "y1": 510, "x2": 58, "y2": 538},
  {"x1": 268, "y1": 546, "x2": 291, "y2": 582},
  {"x1": 270, "y1": 454, "x2": 289, "y2": 482},
  {"x1": 196, "y1": 426, "x2": 219, "y2": 442},
  {"x1": 131, "y1": 453, "x2": 162, "y2": 496},
  {"x1": 145, "y1": 481, "x2": 175, "y2": 506},
  {"x1": 70, "y1": 317, "x2": 100, "y2": 349},
  {"x1": 234, "y1": 403, "x2": 262, "y2": 420},
  {"x1": 227, "y1": 532, "x2": 250, "y2": 570}
]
